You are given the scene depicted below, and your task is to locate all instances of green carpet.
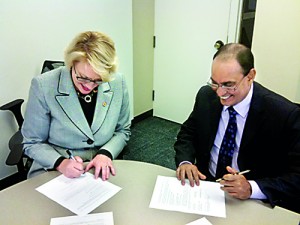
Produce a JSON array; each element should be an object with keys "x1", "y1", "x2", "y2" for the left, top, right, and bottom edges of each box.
[{"x1": 123, "y1": 116, "x2": 181, "y2": 170}]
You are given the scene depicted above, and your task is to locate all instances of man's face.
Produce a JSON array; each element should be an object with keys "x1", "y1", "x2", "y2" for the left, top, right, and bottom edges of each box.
[{"x1": 210, "y1": 58, "x2": 254, "y2": 106}]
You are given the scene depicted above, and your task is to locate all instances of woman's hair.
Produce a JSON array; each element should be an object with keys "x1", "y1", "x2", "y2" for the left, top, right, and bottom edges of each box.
[
  {"x1": 64, "y1": 31, "x2": 118, "y2": 82},
  {"x1": 213, "y1": 43, "x2": 254, "y2": 76}
]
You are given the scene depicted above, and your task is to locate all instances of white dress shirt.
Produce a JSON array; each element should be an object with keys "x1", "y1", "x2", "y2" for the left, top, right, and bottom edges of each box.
[{"x1": 208, "y1": 84, "x2": 266, "y2": 199}]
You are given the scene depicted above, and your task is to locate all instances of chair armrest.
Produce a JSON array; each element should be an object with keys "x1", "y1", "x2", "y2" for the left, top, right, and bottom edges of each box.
[
  {"x1": 6, "y1": 131, "x2": 23, "y2": 166},
  {"x1": 0, "y1": 99, "x2": 24, "y2": 129}
]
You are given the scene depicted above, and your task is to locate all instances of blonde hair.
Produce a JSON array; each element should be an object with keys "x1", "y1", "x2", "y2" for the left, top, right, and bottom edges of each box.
[{"x1": 64, "y1": 31, "x2": 118, "y2": 82}]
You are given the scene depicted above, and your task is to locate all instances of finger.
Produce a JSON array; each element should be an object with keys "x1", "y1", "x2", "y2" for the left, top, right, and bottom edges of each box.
[
  {"x1": 109, "y1": 165, "x2": 116, "y2": 176},
  {"x1": 221, "y1": 186, "x2": 238, "y2": 195},
  {"x1": 199, "y1": 172, "x2": 206, "y2": 180},
  {"x1": 223, "y1": 185, "x2": 248, "y2": 199},
  {"x1": 73, "y1": 164, "x2": 84, "y2": 172},
  {"x1": 220, "y1": 176, "x2": 236, "y2": 185},
  {"x1": 176, "y1": 167, "x2": 184, "y2": 180},
  {"x1": 73, "y1": 170, "x2": 84, "y2": 178},
  {"x1": 69, "y1": 167, "x2": 84, "y2": 178},
  {"x1": 224, "y1": 173, "x2": 243, "y2": 181},
  {"x1": 192, "y1": 170, "x2": 200, "y2": 186},
  {"x1": 74, "y1": 156, "x2": 83, "y2": 163},
  {"x1": 101, "y1": 166, "x2": 109, "y2": 181},
  {"x1": 221, "y1": 182, "x2": 235, "y2": 190},
  {"x1": 180, "y1": 169, "x2": 186, "y2": 185},
  {"x1": 74, "y1": 159, "x2": 84, "y2": 167},
  {"x1": 85, "y1": 161, "x2": 93, "y2": 172},
  {"x1": 94, "y1": 165, "x2": 101, "y2": 179},
  {"x1": 226, "y1": 166, "x2": 237, "y2": 174},
  {"x1": 176, "y1": 168, "x2": 181, "y2": 180},
  {"x1": 186, "y1": 170, "x2": 195, "y2": 187},
  {"x1": 105, "y1": 166, "x2": 110, "y2": 179}
]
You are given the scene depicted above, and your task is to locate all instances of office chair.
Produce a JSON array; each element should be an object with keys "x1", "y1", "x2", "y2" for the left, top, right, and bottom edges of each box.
[
  {"x1": 0, "y1": 99, "x2": 26, "y2": 177},
  {"x1": 0, "y1": 60, "x2": 64, "y2": 179},
  {"x1": 41, "y1": 60, "x2": 65, "y2": 73}
]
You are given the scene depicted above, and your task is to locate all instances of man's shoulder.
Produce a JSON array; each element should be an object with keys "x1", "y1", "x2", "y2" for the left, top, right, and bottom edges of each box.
[
  {"x1": 253, "y1": 82, "x2": 298, "y2": 111},
  {"x1": 197, "y1": 85, "x2": 217, "y2": 99}
]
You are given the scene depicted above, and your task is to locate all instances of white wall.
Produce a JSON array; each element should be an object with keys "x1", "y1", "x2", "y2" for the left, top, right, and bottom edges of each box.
[
  {"x1": 0, "y1": 0, "x2": 133, "y2": 179},
  {"x1": 252, "y1": 0, "x2": 300, "y2": 103}
]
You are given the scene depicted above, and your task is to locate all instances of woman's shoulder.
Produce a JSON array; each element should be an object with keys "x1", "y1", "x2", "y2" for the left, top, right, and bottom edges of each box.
[
  {"x1": 111, "y1": 72, "x2": 123, "y2": 80},
  {"x1": 108, "y1": 72, "x2": 127, "y2": 85},
  {"x1": 34, "y1": 66, "x2": 67, "y2": 82}
]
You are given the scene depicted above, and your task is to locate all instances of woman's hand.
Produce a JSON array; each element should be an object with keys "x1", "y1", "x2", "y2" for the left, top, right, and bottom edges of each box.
[
  {"x1": 57, "y1": 156, "x2": 84, "y2": 178},
  {"x1": 85, "y1": 154, "x2": 116, "y2": 180}
]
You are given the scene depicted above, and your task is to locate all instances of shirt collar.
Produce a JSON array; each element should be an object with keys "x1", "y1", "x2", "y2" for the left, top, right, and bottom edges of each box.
[{"x1": 223, "y1": 83, "x2": 253, "y2": 118}]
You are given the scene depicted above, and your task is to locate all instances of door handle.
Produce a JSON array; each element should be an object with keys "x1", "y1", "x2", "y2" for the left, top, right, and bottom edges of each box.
[{"x1": 214, "y1": 40, "x2": 224, "y2": 50}]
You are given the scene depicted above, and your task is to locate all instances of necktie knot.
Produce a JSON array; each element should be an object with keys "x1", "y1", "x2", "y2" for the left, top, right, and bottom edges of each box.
[
  {"x1": 228, "y1": 106, "x2": 237, "y2": 116},
  {"x1": 228, "y1": 106, "x2": 237, "y2": 124}
]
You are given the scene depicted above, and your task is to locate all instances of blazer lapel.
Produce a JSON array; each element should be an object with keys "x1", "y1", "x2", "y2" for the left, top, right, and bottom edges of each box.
[
  {"x1": 91, "y1": 82, "x2": 113, "y2": 134},
  {"x1": 208, "y1": 96, "x2": 223, "y2": 148},
  {"x1": 240, "y1": 82, "x2": 266, "y2": 150},
  {"x1": 55, "y1": 68, "x2": 94, "y2": 140}
]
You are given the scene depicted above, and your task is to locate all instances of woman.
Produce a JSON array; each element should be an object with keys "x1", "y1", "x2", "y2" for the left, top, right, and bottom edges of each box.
[{"x1": 22, "y1": 31, "x2": 131, "y2": 180}]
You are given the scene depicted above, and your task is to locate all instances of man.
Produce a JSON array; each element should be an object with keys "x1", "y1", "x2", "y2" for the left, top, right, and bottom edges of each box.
[{"x1": 174, "y1": 43, "x2": 300, "y2": 213}]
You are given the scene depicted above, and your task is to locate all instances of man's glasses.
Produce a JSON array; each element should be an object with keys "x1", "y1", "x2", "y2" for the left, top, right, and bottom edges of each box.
[
  {"x1": 207, "y1": 75, "x2": 247, "y2": 92},
  {"x1": 73, "y1": 66, "x2": 104, "y2": 85}
]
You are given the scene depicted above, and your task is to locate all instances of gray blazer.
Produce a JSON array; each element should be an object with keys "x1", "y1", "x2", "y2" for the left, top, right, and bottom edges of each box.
[{"x1": 22, "y1": 67, "x2": 131, "y2": 178}]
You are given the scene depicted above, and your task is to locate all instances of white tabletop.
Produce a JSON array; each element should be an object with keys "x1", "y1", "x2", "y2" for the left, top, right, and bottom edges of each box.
[{"x1": 0, "y1": 160, "x2": 299, "y2": 225}]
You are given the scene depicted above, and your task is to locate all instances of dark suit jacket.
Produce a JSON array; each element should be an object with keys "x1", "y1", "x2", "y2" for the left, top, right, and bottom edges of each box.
[{"x1": 174, "y1": 82, "x2": 300, "y2": 213}]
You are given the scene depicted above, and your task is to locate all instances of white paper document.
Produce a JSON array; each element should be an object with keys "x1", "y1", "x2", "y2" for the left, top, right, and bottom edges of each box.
[
  {"x1": 186, "y1": 217, "x2": 213, "y2": 225},
  {"x1": 50, "y1": 212, "x2": 114, "y2": 225},
  {"x1": 36, "y1": 172, "x2": 121, "y2": 215},
  {"x1": 149, "y1": 176, "x2": 226, "y2": 218}
]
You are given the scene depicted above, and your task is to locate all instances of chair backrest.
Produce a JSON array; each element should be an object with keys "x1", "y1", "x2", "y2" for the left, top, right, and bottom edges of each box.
[
  {"x1": 41, "y1": 60, "x2": 64, "y2": 74},
  {"x1": 0, "y1": 60, "x2": 65, "y2": 177}
]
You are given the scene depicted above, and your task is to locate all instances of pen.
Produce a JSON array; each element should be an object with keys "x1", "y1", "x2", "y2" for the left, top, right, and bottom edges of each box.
[
  {"x1": 216, "y1": 169, "x2": 251, "y2": 182},
  {"x1": 66, "y1": 149, "x2": 75, "y2": 160},
  {"x1": 66, "y1": 150, "x2": 85, "y2": 175}
]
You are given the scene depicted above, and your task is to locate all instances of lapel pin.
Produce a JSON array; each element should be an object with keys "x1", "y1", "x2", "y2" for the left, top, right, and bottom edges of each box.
[{"x1": 102, "y1": 101, "x2": 107, "y2": 107}]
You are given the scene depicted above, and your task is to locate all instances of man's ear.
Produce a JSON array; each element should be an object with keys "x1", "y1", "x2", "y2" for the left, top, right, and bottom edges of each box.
[{"x1": 247, "y1": 68, "x2": 256, "y2": 81}]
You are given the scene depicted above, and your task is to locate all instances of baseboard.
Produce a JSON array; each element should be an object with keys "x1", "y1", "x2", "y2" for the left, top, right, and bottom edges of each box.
[
  {"x1": 132, "y1": 109, "x2": 153, "y2": 125},
  {"x1": 0, "y1": 172, "x2": 26, "y2": 191}
]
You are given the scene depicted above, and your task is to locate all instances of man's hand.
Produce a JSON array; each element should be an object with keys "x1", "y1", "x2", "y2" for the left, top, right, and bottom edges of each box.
[
  {"x1": 85, "y1": 154, "x2": 116, "y2": 180},
  {"x1": 176, "y1": 163, "x2": 206, "y2": 187},
  {"x1": 219, "y1": 166, "x2": 252, "y2": 199}
]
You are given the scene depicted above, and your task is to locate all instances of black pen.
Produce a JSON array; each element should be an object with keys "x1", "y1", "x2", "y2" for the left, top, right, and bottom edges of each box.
[
  {"x1": 216, "y1": 169, "x2": 251, "y2": 182},
  {"x1": 66, "y1": 149, "x2": 75, "y2": 160}
]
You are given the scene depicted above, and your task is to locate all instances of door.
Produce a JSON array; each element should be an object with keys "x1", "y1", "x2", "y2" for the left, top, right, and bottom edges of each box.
[{"x1": 153, "y1": 0, "x2": 241, "y2": 123}]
